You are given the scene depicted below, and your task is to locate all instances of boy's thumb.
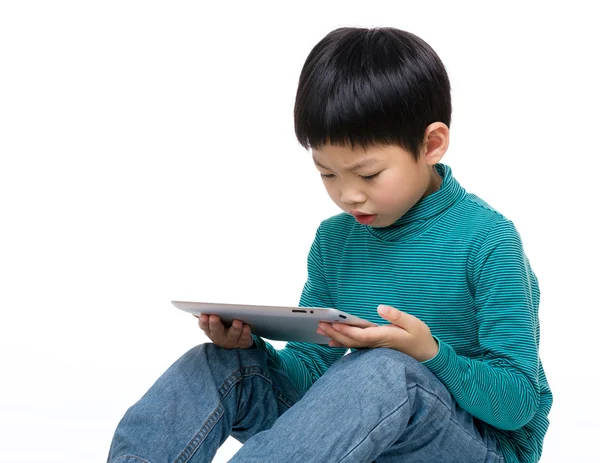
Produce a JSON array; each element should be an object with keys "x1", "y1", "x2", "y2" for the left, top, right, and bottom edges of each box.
[
  {"x1": 377, "y1": 304, "x2": 394, "y2": 318},
  {"x1": 377, "y1": 305, "x2": 407, "y2": 327}
]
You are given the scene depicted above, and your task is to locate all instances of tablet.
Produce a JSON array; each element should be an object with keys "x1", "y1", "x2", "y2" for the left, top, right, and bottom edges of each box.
[{"x1": 172, "y1": 300, "x2": 377, "y2": 344}]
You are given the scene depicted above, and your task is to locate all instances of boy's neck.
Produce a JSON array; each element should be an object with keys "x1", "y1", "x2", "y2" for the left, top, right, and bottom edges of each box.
[{"x1": 422, "y1": 165, "x2": 443, "y2": 199}]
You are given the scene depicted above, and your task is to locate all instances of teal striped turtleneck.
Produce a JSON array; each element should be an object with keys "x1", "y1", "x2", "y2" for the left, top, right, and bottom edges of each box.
[{"x1": 253, "y1": 164, "x2": 552, "y2": 463}]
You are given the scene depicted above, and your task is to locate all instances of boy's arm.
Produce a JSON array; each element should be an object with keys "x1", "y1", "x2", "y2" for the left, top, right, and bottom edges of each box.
[
  {"x1": 422, "y1": 219, "x2": 542, "y2": 431},
  {"x1": 252, "y1": 226, "x2": 347, "y2": 391}
]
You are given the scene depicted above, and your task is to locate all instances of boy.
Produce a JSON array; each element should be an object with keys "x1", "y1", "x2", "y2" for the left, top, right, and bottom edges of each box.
[{"x1": 108, "y1": 27, "x2": 552, "y2": 462}]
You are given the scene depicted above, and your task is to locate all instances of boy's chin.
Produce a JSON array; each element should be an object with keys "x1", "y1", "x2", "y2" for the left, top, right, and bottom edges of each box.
[
  {"x1": 370, "y1": 214, "x2": 403, "y2": 228},
  {"x1": 367, "y1": 216, "x2": 392, "y2": 228}
]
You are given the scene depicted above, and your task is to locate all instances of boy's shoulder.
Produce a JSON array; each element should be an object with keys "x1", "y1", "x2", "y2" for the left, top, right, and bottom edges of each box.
[
  {"x1": 457, "y1": 192, "x2": 523, "y2": 241},
  {"x1": 462, "y1": 192, "x2": 504, "y2": 218},
  {"x1": 458, "y1": 192, "x2": 510, "y2": 227}
]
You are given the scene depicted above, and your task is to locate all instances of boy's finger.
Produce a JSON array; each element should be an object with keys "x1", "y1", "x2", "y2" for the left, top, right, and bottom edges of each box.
[
  {"x1": 225, "y1": 320, "x2": 243, "y2": 346},
  {"x1": 320, "y1": 322, "x2": 373, "y2": 343},
  {"x1": 208, "y1": 315, "x2": 225, "y2": 337},
  {"x1": 198, "y1": 314, "x2": 211, "y2": 333},
  {"x1": 332, "y1": 324, "x2": 391, "y2": 346},
  {"x1": 319, "y1": 323, "x2": 361, "y2": 348},
  {"x1": 377, "y1": 305, "x2": 417, "y2": 331},
  {"x1": 238, "y1": 325, "x2": 252, "y2": 348}
]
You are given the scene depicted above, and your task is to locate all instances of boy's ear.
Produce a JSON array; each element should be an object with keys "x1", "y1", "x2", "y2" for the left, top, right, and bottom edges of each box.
[{"x1": 421, "y1": 122, "x2": 449, "y2": 165}]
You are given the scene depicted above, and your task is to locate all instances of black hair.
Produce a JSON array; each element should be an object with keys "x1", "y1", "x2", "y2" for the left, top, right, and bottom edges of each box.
[{"x1": 293, "y1": 27, "x2": 451, "y2": 160}]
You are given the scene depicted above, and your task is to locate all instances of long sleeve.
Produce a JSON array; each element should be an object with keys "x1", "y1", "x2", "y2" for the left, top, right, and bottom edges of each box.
[
  {"x1": 422, "y1": 219, "x2": 541, "y2": 431},
  {"x1": 252, "y1": 226, "x2": 347, "y2": 391}
]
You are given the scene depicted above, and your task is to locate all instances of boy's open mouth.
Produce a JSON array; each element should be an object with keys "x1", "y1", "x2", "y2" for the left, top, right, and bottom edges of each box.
[{"x1": 350, "y1": 211, "x2": 377, "y2": 225}]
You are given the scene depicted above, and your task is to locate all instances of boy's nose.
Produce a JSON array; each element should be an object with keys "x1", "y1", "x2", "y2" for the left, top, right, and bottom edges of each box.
[{"x1": 340, "y1": 187, "x2": 366, "y2": 205}]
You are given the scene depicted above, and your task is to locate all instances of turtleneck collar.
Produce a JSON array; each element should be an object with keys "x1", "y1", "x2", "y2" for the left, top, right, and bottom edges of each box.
[{"x1": 365, "y1": 164, "x2": 466, "y2": 243}]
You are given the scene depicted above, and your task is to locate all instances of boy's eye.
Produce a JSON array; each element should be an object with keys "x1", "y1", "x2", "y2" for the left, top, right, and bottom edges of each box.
[
  {"x1": 320, "y1": 173, "x2": 335, "y2": 179},
  {"x1": 360, "y1": 172, "x2": 381, "y2": 181}
]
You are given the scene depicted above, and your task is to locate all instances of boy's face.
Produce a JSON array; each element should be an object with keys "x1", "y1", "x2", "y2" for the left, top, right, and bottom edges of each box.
[{"x1": 312, "y1": 143, "x2": 442, "y2": 228}]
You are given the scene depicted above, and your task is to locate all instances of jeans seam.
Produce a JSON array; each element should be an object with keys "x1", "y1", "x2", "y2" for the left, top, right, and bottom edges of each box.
[
  {"x1": 216, "y1": 365, "x2": 270, "y2": 397},
  {"x1": 173, "y1": 364, "x2": 292, "y2": 463},
  {"x1": 337, "y1": 383, "x2": 501, "y2": 462},
  {"x1": 112, "y1": 456, "x2": 151, "y2": 463},
  {"x1": 219, "y1": 365, "x2": 297, "y2": 408},
  {"x1": 408, "y1": 384, "x2": 496, "y2": 455},
  {"x1": 270, "y1": 386, "x2": 296, "y2": 409},
  {"x1": 337, "y1": 391, "x2": 411, "y2": 462},
  {"x1": 173, "y1": 403, "x2": 225, "y2": 463},
  {"x1": 416, "y1": 385, "x2": 505, "y2": 460},
  {"x1": 448, "y1": 414, "x2": 499, "y2": 454}
]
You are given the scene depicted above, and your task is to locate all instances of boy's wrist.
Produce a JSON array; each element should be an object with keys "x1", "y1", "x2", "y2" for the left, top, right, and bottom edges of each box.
[
  {"x1": 420, "y1": 336, "x2": 439, "y2": 362},
  {"x1": 421, "y1": 336, "x2": 449, "y2": 369}
]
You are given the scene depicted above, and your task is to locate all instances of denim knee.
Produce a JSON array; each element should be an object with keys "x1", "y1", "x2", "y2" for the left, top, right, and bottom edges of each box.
[
  {"x1": 345, "y1": 347, "x2": 422, "y2": 374},
  {"x1": 179, "y1": 342, "x2": 255, "y2": 370},
  {"x1": 188, "y1": 342, "x2": 266, "y2": 363},
  {"x1": 183, "y1": 341, "x2": 226, "y2": 360},
  {"x1": 336, "y1": 348, "x2": 448, "y2": 397}
]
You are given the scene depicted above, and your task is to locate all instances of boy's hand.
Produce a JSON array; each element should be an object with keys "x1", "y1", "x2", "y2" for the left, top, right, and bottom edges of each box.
[
  {"x1": 198, "y1": 314, "x2": 254, "y2": 349},
  {"x1": 317, "y1": 305, "x2": 439, "y2": 362}
]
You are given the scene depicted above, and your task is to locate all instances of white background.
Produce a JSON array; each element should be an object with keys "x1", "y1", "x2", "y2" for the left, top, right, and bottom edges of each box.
[{"x1": 1, "y1": 1, "x2": 598, "y2": 461}]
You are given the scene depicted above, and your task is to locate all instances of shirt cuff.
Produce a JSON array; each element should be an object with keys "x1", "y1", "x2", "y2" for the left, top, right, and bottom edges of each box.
[
  {"x1": 251, "y1": 334, "x2": 265, "y2": 350},
  {"x1": 421, "y1": 335, "x2": 454, "y2": 376}
]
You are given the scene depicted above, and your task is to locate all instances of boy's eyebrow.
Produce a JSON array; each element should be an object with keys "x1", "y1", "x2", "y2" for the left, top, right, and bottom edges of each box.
[{"x1": 312, "y1": 156, "x2": 382, "y2": 171}]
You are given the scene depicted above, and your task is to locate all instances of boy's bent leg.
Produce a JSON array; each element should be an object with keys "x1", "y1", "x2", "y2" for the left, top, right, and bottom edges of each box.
[
  {"x1": 107, "y1": 343, "x2": 303, "y2": 463},
  {"x1": 230, "y1": 348, "x2": 503, "y2": 463}
]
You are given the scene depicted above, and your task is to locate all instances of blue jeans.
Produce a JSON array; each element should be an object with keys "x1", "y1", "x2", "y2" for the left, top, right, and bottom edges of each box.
[{"x1": 108, "y1": 344, "x2": 504, "y2": 462}]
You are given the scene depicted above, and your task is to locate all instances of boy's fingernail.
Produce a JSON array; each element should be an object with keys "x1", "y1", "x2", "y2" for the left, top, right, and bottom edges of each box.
[
  {"x1": 378, "y1": 305, "x2": 389, "y2": 316},
  {"x1": 316, "y1": 329, "x2": 325, "y2": 335}
]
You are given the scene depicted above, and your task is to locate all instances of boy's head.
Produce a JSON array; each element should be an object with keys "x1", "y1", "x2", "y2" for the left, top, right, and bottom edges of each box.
[
  {"x1": 294, "y1": 27, "x2": 452, "y2": 227},
  {"x1": 294, "y1": 27, "x2": 451, "y2": 160}
]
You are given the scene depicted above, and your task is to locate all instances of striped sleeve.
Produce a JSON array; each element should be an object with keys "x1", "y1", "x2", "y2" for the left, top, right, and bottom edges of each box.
[
  {"x1": 422, "y1": 219, "x2": 541, "y2": 431},
  {"x1": 252, "y1": 226, "x2": 347, "y2": 391}
]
